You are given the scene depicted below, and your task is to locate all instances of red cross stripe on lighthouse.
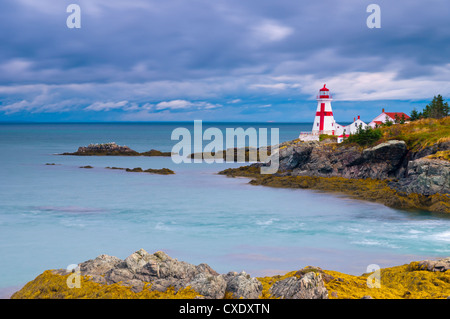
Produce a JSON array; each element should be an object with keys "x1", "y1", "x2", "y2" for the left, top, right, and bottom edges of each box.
[{"x1": 316, "y1": 103, "x2": 333, "y2": 131}]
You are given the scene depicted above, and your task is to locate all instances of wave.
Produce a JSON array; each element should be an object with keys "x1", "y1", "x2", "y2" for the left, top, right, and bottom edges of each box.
[
  {"x1": 255, "y1": 218, "x2": 279, "y2": 226},
  {"x1": 154, "y1": 221, "x2": 175, "y2": 231},
  {"x1": 33, "y1": 206, "x2": 105, "y2": 214},
  {"x1": 431, "y1": 231, "x2": 450, "y2": 242},
  {"x1": 351, "y1": 239, "x2": 401, "y2": 249}
]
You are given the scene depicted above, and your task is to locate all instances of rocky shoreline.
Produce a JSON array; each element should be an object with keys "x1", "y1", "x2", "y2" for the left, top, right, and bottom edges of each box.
[
  {"x1": 61, "y1": 142, "x2": 172, "y2": 156},
  {"x1": 10, "y1": 249, "x2": 450, "y2": 299},
  {"x1": 219, "y1": 136, "x2": 450, "y2": 214},
  {"x1": 188, "y1": 146, "x2": 271, "y2": 162}
]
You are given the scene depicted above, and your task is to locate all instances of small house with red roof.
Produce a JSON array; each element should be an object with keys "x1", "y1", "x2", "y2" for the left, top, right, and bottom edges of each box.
[{"x1": 368, "y1": 108, "x2": 410, "y2": 128}]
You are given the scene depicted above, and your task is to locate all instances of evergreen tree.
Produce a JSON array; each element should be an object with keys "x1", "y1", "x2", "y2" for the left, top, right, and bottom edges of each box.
[
  {"x1": 346, "y1": 125, "x2": 382, "y2": 146},
  {"x1": 422, "y1": 95, "x2": 449, "y2": 119},
  {"x1": 409, "y1": 108, "x2": 422, "y2": 121},
  {"x1": 383, "y1": 115, "x2": 393, "y2": 127}
]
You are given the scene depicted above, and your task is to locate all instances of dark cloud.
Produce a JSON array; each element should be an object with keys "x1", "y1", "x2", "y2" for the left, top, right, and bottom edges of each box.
[{"x1": 0, "y1": 0, "x2": 449, "y2": 121}]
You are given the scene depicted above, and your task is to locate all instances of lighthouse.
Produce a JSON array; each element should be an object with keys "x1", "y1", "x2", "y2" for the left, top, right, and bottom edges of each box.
[
  {"x1": 312, "y1": 84, "x2": 336, "y2": 135},
  {"x1": 298, "y1": 84, "x2": 370, "y2": 142}
]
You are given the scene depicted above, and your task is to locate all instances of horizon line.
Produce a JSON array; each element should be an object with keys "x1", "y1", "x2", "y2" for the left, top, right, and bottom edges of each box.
[{"x1": 0, "y1": 120, "x2": 322, "y2": 124}]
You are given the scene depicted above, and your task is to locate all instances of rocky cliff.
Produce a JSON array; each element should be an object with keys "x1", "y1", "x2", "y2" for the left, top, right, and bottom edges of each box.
[
  {"x1": 277, "y1": 140, "x2": 408, "y2": 180},
  {"x1": 218, "y1": 136, "x2": 449, "y2": 213},
  {"x1": 274, "y1": 139, "x2": 449, "y2": 196}
]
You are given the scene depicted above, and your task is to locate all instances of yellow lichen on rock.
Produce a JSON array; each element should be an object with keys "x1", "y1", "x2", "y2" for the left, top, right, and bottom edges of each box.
[
  {"x1": 10, "y1": 261, "x2": 450, "y2": 299},
  {"x1": 323, "y1": 262, "x2": 450, "y2": 299},
  {"x1": 427, "y1": 150, "x2": 450, "y2": 161},
  {"x1": 257, "y1": 271, "x2": 298, "y2": 299},
  {"x1": 219, "y1": 164, "x2": 450, "y2": 213},
  {"x1": 11, "y1": 270, "x2": 203, "y2": 299}
]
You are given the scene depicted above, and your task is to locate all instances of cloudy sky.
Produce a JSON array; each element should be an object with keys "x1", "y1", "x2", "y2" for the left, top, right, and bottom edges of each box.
[{"x1": 0, "y1": 0, "x2": 449, "y2": 122}]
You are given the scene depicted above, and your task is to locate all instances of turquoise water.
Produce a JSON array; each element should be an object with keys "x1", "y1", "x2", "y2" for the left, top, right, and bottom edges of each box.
[{"x1": 0, "y1": 122, "x2": 449, "y2": 297}]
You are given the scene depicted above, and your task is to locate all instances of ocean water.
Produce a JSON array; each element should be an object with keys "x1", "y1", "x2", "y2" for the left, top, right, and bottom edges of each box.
[{"x1": 0, "y1": 122, "x2": 449, "y2": 297}]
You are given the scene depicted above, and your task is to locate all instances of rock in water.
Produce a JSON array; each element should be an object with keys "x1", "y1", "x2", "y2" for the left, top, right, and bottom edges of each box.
[
  {"x1": 62, "y1": 142, "x2": 140, "y2": 156},
  {"x1": 140, "y1": 149, "x2": 172, "y2": 156},
  {"x1": 269, "y1": 271, "x2": 328, "y2": 299},
  {"x1": 62, "y1": 143, "x2": 173, "y2": 157},
  {"x1": 106, "y1": 167, "x2": 175, "y2": 175}
]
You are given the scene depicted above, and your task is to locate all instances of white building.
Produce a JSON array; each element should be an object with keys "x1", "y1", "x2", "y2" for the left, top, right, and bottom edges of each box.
[
  {"x1": 299, "y1": 84, "x2": 336, "y2": 141},
  {"x1": 312, "y1": 84, "x2": 336, "y2": 135},
  {"x1": 299, "y1": 84, "x2": 368, "y2": 143},
  {"x1": 299, "y1": 86, "x2": 410, "y2": 143},
  {"x1": 335, "y1": 116, "x2": 368, "y2": 143},
  {"x1": 368, "y1": 109, "x2": 410, "y2": 128}
]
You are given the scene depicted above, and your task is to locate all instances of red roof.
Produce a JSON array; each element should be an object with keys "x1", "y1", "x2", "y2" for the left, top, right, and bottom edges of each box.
[
  {"x1": 319, "y1": 84, "x2": 329, "y2": 92},
  {"x1": 373, "y1": 121, "x2": 383, "y2": 124},
  {"x1": 384, "y1": 112, "x2": 410, "y2": 120}
]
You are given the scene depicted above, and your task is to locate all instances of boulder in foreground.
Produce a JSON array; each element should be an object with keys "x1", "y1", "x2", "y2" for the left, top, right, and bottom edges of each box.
[{"x1": 11, "y1": 249, "x2": 326, "y2": 299}]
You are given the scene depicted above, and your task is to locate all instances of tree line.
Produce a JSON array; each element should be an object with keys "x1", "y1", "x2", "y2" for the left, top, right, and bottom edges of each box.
[
  {"x1": 345, "y1": 95, "x2": 448, "y2": 147},
  {"x1": 410, "y1": 94, "x2": 449, "y2": 121}
]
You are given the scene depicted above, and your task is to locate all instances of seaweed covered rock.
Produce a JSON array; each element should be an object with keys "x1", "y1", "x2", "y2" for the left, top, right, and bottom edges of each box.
[
  {"x1": 61, "y1": 143, "x2": 173, "y2": 157},
  {"x1": 10, "y1": 251, "x2": 450, "y2": 299},
  {"x1": 105, "y1": 167, "x2": 175, "y2": 175},
  {"x1": 62, "y1": 143, "x2": 140, "y2": 156},
  {"x1": 140, "y1": 149, "x2": 172, "y2": 156},
  {"x1": 222, "y1": 132, "x2": 449, "y2": 213},
  {"x1": 324, "y1": 259, "x2": 450, "y2": 299},
  {"x1": 10, "y1": 249, "x2": 324, "y2": 299},
  {"x1": 142, "y1": 168, "x2": 175, "y2": 175},
  {"x1": 78, "y1": 249, "x2": 224, "y2": 298}
]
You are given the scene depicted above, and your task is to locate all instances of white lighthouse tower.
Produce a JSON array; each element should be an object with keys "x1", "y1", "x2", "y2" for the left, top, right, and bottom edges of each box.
[
  {"x1": 311, "y1": 84, "x2": 336, "y2": 136},
  {"x1": 299, "y1": 84, "x2": 370, "y2": 143}
]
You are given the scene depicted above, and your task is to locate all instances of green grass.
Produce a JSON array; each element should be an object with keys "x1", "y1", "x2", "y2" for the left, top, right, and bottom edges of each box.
[
  {"x1": 428, "y1": 150, "x2": 450, "y2": 161},
  {"x1": 319, "y1": 134, "x2": 337, "y2": 142},
  {"x1": 379, "y1": 116, "x2": 450, "y2": 151}
]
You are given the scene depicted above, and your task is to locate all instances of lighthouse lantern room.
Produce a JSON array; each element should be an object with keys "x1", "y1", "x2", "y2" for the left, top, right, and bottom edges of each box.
[{"x1": 312, "y1": 84, "x2": 336, "y2": 136}]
